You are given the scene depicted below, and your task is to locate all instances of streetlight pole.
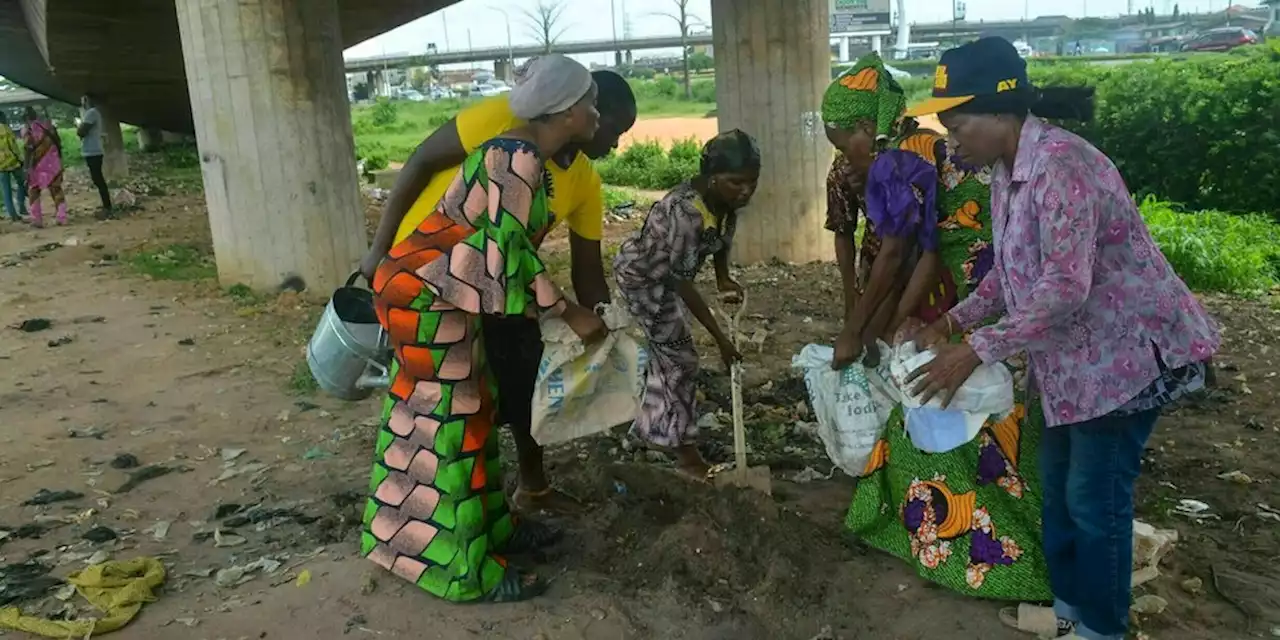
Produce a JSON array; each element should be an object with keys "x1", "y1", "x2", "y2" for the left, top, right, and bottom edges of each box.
[
  {"x1": 490, "y1": 6, "x2": 515, "y2": 82},
  {"x1": 442, "y1": 11, "x2": 451, "y2": 52}
]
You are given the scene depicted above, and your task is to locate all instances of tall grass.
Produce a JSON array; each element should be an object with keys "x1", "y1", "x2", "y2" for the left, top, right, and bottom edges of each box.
[
  {"x1": 350, "y1": 79, "x2": 718, "y2": 167},
  {"x1": 1140, "y1": 197, "x2": 1280, "y2": 295}
]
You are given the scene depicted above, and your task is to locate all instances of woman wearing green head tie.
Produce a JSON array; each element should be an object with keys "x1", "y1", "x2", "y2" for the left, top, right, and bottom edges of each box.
[{"x1": 823, "y1": 53, "x2": 1052, "y2": 604}]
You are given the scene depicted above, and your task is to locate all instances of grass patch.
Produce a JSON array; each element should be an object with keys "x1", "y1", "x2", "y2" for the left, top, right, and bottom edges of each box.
[
  {"x1": 1141, "y1": 197, "x2": 1280, "y2": 296},
  {"x1": 350, "y1": 84, "x2": 716, "y2": 166},
  {"x1": 287, "y1": 359, "x2": 320, "y2": 395},
  {"x1": 126, "y1": 244, "x2": 217, "y2": 281}
]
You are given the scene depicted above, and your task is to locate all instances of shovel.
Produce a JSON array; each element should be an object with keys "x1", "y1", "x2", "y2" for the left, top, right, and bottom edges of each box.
[{"x1": 711, "y1": 290, "x2": 772, "y2": 495}]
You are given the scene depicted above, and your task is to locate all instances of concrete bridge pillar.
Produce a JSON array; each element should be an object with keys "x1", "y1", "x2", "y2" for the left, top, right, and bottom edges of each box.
[
  {"x1": 161, "y1": 131, "x2": 193, "y2": 145},
  {"x1": 494, "y1": 58, "x2": 512, "y2": 83},
  {"x1": 711, "y1": 0, "x2": 833, "y2": 263},
  {"x1": 175, "y1": 0, "x2": 364, "y2": 292},
  {"x1": 137, "y1": 127, "x2": 164, "y2": 152},
  {"x1": 101, "y1": 109, "x2": 128, "y2": 180}
]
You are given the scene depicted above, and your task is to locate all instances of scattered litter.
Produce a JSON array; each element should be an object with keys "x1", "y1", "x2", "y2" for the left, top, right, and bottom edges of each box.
[
  {"x1": 1132, "y1": 520, "x2": 1178, "y2": 588},
  {"x1": 22, "y1": 489, "x2": 83, "y2": 506},
  {"x1": 0, "y1": 557, "x2": 165, "y2": 637},
  {"x1": 210, "y1": 462, "x2": 269, "y2": 486},
  {"x1": 789, "y1": 466, "x2": 837, "y2": 484},
  {"x1": 276, "y1": 410, "x2": 291, "y2": 422},
  {"x1": 214, "y1": 557, "x2": 282, "y2": 588},
  {"x1": 85, "y1": 550, "x2": 110, "y2": 565},
  {"x1": 220, "y1": 448, "x2": 247, "y2": 462},
  {"x1": 66, "y1": 426, "x2": 106, "y2": 439},
  {"x1": 303, "y1": 446, "x2": 333, "y2": 461},
  {"x1": 809, "y1": 625, "x2": 836, "y2": 640},
  {"x1": 82, "y1": 526, "x2": 119, "y2": 544},
  {"x1": 14, "y1": 319, "x2": 52, "y2": 333},
  {"x1": 165, "y1": 617, "x2": 200, "y2": 628},
  {"x1": 72, "y1": 315, "x2": 105, "y2": 325},
  {"x1": 144, "y1": 521, "x2": 172, "y2": 541},
  {"x1": 24, "y1": 460, "x2": 54, "y2": 472},
  {"x1": 345, "y1": 614, "x2": 369, "y2": 634},
  {"x1": 295, "y1": 569, "x2": 312, "y2": 587},
  {"x1": 1257, "y1": 503, "x2": 1280, "y2": 524},
  {"x1": 1218, "y1": 470, "x2": 1254, "y2": 485},
  {"x1": 0, "y1": 561, "x2": 59, "y2": 607},
  {"x1": 46, "y1": 335, "x2": 73, "y2": 348},
  {"x1": 1130, "y1": 594, "x2": 1168, "y2": 615},
  {"x1": 12, "y1": 524, "x2": 45, "y2": 539},
  {"x1": 177, "y1": 337, "x2": 195, "y2": 346},
  {"x1": 213, "y1": 529, "x2": 246, "y2": 548},
  {"x1": 359, "y1": 571, "x2": 377, "y2": 595},
  {"x1": 115, "y1": 464, "x2": 176, "y2": 494},
  {"x1": 1182, "y1": 577, "x2": 1204, "y2": 595},
  {"x1": 109, "y1": 453, "x2": 140, "y2": 470},
  {"x1": 1171, "y1": 499, "x2": 1219, "y2": 522}
]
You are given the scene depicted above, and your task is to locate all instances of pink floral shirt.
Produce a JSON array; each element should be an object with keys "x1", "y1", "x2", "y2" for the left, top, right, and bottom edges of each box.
[{"x1": 949, "y1": 116, "x2": 1219, "y2": 427}]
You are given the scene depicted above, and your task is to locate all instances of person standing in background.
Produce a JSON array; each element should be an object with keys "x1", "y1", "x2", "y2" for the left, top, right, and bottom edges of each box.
[
  {"x1": 77, "y1": 94, "x2": 113, "y2": 216},
  {"x1": 0, "y1": 112, "x2": 25, "y2": 222},
  {"x1": 22, "y1": 106, "x2": 66, "y2": 228}
]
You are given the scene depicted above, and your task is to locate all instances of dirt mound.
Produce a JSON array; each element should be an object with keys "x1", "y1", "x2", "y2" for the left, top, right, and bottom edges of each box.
[{"x1": 557, "y1": 463, "x2": 851, "y2": 635}]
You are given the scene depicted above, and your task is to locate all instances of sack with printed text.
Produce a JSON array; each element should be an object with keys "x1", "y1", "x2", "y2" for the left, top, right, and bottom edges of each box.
[
  {"x1": 792, "y1": 343, "x2": 896, "y2": 475},
  {"x1": 531, "y1": 303, "x2": 649, "y2": 446}
]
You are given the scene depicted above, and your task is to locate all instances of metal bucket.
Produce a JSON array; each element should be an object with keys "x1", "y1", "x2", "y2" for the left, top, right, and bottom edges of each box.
[{"x1": 306, "y1": 273, "x2": 391, "y2": 401}]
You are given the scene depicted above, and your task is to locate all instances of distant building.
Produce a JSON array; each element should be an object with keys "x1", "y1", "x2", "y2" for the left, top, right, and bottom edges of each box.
[
  {"x1": 1267, "y1": 0, "x2": 1280, "y2": 34},
  {"x1": 1140, "y1": 21, "x2": 1192, "y2": 40}
]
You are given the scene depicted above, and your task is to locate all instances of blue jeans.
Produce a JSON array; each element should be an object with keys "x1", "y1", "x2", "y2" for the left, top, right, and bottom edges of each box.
[
  {"x1": 1040, "y1": 407, "x2": 1159, "y2": 640},
  {"x1": 0, "y1": 169, "x2": 24, "y2": 219}
]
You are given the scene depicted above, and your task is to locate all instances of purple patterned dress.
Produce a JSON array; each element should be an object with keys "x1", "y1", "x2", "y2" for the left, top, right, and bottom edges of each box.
[{"x1": 613, "y1": 183, "x2": 735, "y2": 448}]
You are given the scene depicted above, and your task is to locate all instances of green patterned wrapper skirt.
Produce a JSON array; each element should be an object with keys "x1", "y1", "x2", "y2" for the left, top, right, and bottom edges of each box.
[{"x1": 846, "y1": 387, "x2": 1053, "y2": 601}]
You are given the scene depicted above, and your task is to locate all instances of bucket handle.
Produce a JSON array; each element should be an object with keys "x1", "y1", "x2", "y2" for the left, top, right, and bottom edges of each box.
[{"x1": 345, "y1": 271, "x2": 364, "y2": 289}]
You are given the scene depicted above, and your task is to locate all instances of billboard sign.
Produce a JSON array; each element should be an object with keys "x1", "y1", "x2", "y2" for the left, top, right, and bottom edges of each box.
[{"x1": 830, "y1": 0, "x2": 891, "y2": 33}]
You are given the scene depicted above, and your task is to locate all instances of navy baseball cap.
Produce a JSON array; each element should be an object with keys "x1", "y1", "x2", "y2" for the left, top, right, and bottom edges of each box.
[{"x1": 906, "y1": 37, "x2": 1030, "y2": 117}]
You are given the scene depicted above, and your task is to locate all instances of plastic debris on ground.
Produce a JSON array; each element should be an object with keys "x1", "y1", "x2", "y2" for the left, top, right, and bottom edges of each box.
[{"x1": 0, "y1": 557, "x2": 165, "y2": 638}]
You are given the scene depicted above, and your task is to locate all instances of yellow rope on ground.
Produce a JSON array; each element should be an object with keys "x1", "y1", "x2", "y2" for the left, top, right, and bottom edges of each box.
[{"x1": 0, "y1": 557, "x2": 166, "y2": 638}]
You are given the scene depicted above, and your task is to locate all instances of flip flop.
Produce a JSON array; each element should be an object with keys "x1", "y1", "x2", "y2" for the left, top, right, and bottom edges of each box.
[
  {"x1": 998, "y1": 604, "x2": 1064, "y2": 638},
  {"x1": 463, "y1": 570, "x2": 544, "y2": 604},
  {"x1": 503, "y1": 518, "x2": 563, "y2": 555},
  {"x1": 512, "y1": 486, "x2": 584, "y2": 515}
]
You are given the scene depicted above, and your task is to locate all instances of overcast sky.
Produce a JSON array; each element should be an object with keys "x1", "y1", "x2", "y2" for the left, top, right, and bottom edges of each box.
[{"x1": 345, "y1": 0, "x2": 1241, "y2": 63}]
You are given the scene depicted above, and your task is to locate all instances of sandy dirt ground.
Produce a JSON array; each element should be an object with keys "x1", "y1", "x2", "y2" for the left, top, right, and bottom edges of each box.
[
  {"x1": 620, "y1": 115, "x2": 946, "y2": 149},
  {"x1": 0, "y1": 145, "x2": 1276, "y2": 640}
]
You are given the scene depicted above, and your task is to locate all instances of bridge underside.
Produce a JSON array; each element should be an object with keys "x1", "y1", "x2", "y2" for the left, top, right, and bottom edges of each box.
[{"x1": 0, "y1": 0, "x2": 461, "y2": 131}]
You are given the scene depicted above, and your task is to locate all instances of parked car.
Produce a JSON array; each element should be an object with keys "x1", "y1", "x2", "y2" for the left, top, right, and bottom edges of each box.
[
  {"x1": 1181, "y1": 27, "x2": 1259, "y2": 52},
  {"x1": 474, "y1": 83, "x2": 510, "y2": 98},
  {"x1": 426, "y1": 86, "x2": 455, "y2": 101}
]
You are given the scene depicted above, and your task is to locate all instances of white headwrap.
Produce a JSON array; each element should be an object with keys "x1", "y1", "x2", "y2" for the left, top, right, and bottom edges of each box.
[{"x1": 508, "y1": 54, "x2": 594, "y2": 120}]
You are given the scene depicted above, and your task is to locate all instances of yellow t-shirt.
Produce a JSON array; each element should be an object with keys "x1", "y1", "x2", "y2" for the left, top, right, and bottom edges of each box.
[{"x1": 393, "y1": 96, "x2": 605, "y2": 244}]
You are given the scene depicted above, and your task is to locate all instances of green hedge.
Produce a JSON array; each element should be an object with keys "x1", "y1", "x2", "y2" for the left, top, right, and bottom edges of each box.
[
  {"x1": 1030, "y1": 44, "x2": 1280, "y2": 216},
  {"x1": 595, "y1": 138, "x2": 701, "y2": 190}
]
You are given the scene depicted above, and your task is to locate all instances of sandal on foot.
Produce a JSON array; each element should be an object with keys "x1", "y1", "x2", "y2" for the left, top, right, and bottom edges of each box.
[
  {"x1": 504, "y1": 518, "x2": 563, "y2": 555},
  {"x1": 999, "y1": 604, "x2": 1066, "y2": 638},
  {"x1": 472, "y1": 570, "x2": 544, "y2": 604},
  {"x1": 512, "y1": 487, "x2": 584, "y2": 515}
]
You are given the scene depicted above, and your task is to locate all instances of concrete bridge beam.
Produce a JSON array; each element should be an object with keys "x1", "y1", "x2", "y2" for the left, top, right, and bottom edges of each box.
[
  {"x1": 175, "y1": 0, "x2": 364, "y2": 292},
  {"x1": 711, "y1": 0, "x2": 832, "y2": 264}
]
